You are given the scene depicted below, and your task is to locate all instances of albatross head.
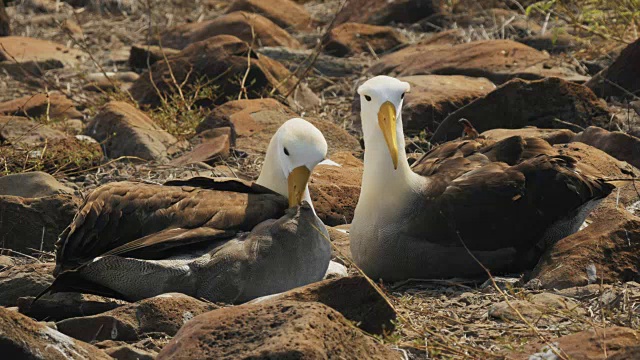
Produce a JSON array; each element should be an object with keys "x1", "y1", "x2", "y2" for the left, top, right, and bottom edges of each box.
[
  {"x1": 257, "y1": 118, "x2": 339, "y2": 208},
  {"x1": 358, "y1": 76, "x2": 410, "y2": 170}
]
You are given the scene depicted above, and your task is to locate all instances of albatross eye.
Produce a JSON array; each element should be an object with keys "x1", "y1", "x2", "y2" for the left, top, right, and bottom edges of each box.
[
  {"x1": 283, "y1": 147, "x2": 290, "y2": 156},
  {"x1": 401, "y1": 93, "x2": 405, "y2": 99},
  {"x1": 364, "y1": 95, "x2": 372, "y2": 102}
]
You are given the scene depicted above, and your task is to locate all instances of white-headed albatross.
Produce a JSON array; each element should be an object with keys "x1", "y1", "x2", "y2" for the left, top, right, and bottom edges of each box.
[
  {"x1": 350, "y1": 76, "x2": 614, "y2": 281},
  {"x1": 45, "y1": 118, "x2": 335, "y2": 304}
]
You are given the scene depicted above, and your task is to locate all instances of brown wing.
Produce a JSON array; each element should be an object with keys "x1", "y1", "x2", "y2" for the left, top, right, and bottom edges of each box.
[
  {"x1": 54, "y1": 180, "x2": 287, "y2": 275},
  {"x1": 410, "y1": 136, "x2": 613, "y2": 268}
]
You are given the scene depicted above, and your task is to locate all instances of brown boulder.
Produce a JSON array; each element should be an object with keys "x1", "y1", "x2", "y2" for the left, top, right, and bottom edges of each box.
[
  {"x1": 56, "y1": 293, "x2": 218, "y2": 342},
  {"x1": 250, "y1": 275, "x2": 395, "y2": 335},
  {"x1": 0, "y1": 115, "x2": 67, "y2": 145},
  {"x1": 573, "y1": 126, "x2": 640, "y2": 170},
  {"x1": 84, "y1": 101, "x2": 182, "y2": 161},
  {"x1": 196, "y1": 98, "x2": 359, "y2": 156},
  {"x1": 0, "y1": 194, "x2": 80, "y2": 254},
  {"x1": 481, "y1": 127, "x2": 576, "y2": 144},
  {"x1": 160, "y1": 11, "x2": 301, "y2": 50},
  {"x1": 431, "y1": 78, "x2": 614, "y2": 143},
  {"x1": 170, "y1": 127, "x2": 231, "y2": 166},
  {"x1": 511, "y1": 326, "x2": 640, "y2": 360},
  {"x1": 335, "y1": 0, "x2": 443, "y2": 25},
  {"x1": 225, "y1": 0, "x2": 312, "y2": 30},
  {"x1": 0, "y1": 307, "x2": 111, "y2": 360},
  {"x1": 0, "y1": 93, "x2": 82, "y2": 120},
  {"x1": 0, "y1": 171, "x2": 75, "y2": 198},
  {"x1": 309, "y1": 151, "x2": 363, "y2": 226},
  {"x1": 587, "y1": 37, "x2": 640, "y2": 99},
  {"x1": 353, "y1": 75, "x2": 495, "y2": 135},
  {"x1": 157, "y1": 300, "x2": 400, "y2": 359},
  {"x1": 0, "y1": 36, "x2": 84, "y2": 68},
  {"x1": 130, "y1": 35, "x2": 318, "y2": 111},
  {"x1": 0, "y1": 263, "x2": 54, "y2": 307},
  {"x1": 529, "y1": 204, "x2": 640, "y2": 289},
  {"x1": 129, "y1": 44, "x2": 180, "y2": 70},
  {"x1": 325, "y1": 22, "x2": 408, "y2": 57},
  {"x1": 369, "y1": 40, "x2": 588, "y2": 85}
]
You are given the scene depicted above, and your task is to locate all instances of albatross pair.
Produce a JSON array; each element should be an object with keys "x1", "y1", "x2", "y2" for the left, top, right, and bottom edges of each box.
[
  {"x1": 351, "y1": 76, "x2": 613, "y2": 281},
  {"x1": 46, "y1": 118, "x2": 334, "y2": 304}
]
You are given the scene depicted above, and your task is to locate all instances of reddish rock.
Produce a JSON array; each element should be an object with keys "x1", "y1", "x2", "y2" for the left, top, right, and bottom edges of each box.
[
  {"x1": 0, "y1": 93, "x2": 82, "y2": 120},
  {"x1": 511, "y1": 327, "x2": 640, "y2": 360},
  {"x1": 431, "y1": 78, "x2": 614, "y2": 143},
  {"x1": 170, "y1": 128, "x2": 231, "y2": 166},
  {"x1": 335, "y1": 0, "x2": 443, "y2": 25},
  {"x1": 482, "y1": 127, "x2": 576, "y2": 144},
  {"x1": 0, "y1": 263, "x2": 54, "y2": 307},
  {"x1": 0, "y1": 307, "x2": 111, "y2": 360},
  {"x1": 0, "y1": 36, "x2": 84, "y2": 68},
  {"x1": 56, "y1": 293, "x2": 217, "y2": 342},
  {"x1": 157, "y1": 300, "x2": 399, "y2": 359},
  {"x1": 196, "y1": 98, "x2": 359, "y2": 156},
  {"x1": 353, "y1": 75, "x2": 495, "y2": 135},
  {"x1": 130, "y1": 35, "x2": 319, "y2": 111},
  {"x1": 250, "y1": 275, "x2": 395, "y2": 335},
  {"x1": 587, "y1": 37, "x2": 640, "y2": 99},
  {"x1": 84, "y1": 101, "x2": 183, "y2": 161},
  {"x1": 369, "y1": 40, "x2": 588, "y2": 85},
  {"x1": 573, "y1": 126, "x2": 640, "y2": 170},
  {"x1": 309, "y1": 151, "x2": 363, "y2": 226},
  {"x1": 129, "y1": 44, "x2": 180, "y2": 69},
  {"x1": 325, "y1": 22, "x2": 408, "y2": 57},
  {"x1": 0, "y1": 171, "x2": 75, "y2": 198},
  {"x1": 225, "y1": 0, "x2": 312, "y2": 30},
  {"x1": 160, "y1": 11, "x2": 301, "y2": 50}
]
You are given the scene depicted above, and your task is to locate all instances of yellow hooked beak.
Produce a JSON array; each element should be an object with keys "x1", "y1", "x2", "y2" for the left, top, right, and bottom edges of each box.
[
  {"x1": 287, "y1": 166, "x2": 311, "y2": 208},
  {"x1": 378, "y1": 101, "x2": 399, "y2": 170}
]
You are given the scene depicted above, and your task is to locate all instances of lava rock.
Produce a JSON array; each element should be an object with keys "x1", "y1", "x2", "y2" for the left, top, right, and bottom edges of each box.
[{"x1": 324, "y1": 22, "x2": 408, "y2": 57}]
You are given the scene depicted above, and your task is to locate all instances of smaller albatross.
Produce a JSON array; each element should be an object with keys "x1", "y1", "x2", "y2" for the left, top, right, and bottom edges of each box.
[
  {"x1": 45, "y1": 118, "x2": 335, "y2": 304},
  {"x1": 350, "y1": 76, "x2": 614, "y2": 281}
]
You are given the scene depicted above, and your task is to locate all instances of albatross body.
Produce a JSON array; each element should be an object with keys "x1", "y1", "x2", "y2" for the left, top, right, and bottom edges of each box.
[
  {"x1": 49, "y1": 118, "x2": 333, "y2": 303},
  {"x1": 350, "y1": 76, "x2": 613, "y2": 281}
]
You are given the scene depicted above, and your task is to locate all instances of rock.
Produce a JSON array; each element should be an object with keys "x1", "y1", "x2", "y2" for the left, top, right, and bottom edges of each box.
[
  {"x1": 0, "y1": 171, "x2": 74, "y2": 198},
  {"x1": 324, "y1": 260, "x2": 348, "y2": 279},
  {"x1": 0, "y1": 263, "x2": 55, "y2": 307},
  {"x1": 157, "y1": 300, "x2": 400, "y2": 359},
  {"x1": 327, "y1": 226, "x2": 351, "y2": 261},
  {"x1": 169, "y1": 128, "x2": 231, "y2": 166},
  {"x1": 0, "y1": 255, "x2": 14, "y2": 269},
  {"x1": 324, "y1": 22, "x2": 408, "y2": 57},
  {"x1": 0, "y1": 307, "x2": 111, "y2": 360},
  {"x1": 309, "y1": 151, "x2": 363, "y2": 226},
  {"x1": 257, "y1": 46, "x2": 365, "y2": 77},
  {"x1": 0, "y1": 36, "x2": 84, "y2": 69},
  {"x1": 514, "y1": 326, "x2": 640, "y2": 360},
  {"x1": 17, "y1": 293, "x2": 126, "y2": 322},
  {"x1": 489, "y1": 292, "x2": 584, "y2": 324},
  {"x1": 95, "y1": 339, "x2": 165, "y2": 359},
  {"x1": 196, "y1": 98, "x2": 359, "y2": 156},
  {"x1": 0, "y1": 194, "x2": 80, "y2": 254},
  {"x1": 0, "y1": 0, "x2": 9, "y2": 36},
  {"x1": 0, "y1": 93, "x2": 82, "y2": 120},
  {"x1": 130, "y1": 35, "x2": 319, "y2": 111},
  {"x1": 369, "y1": 40, "x2": 588, "y2": 85},
  {"x1": 104, "y1": 344, "x2": 156, "y2": 360},
  {"x1": 0, "y1": 115, "x2": 67, "y2": 145},
  {"x1": 56, "y1": 293, "x2": 218, "y2": 342},
  {"x1": 83, "y1": 72, "x2": 140, "y2": 92},
  {"x1": 353, "y1": 75, "x2": 495, "y2": 135},
  {"x1": 249, "y1": 276, "x2": 395, "y2": 335},
  {"x1": 84, "y1": 101, "x2": 183, "y2": 161},
  {"x1": 335, "y1": 0, "x2": 443, "y2": 25},
  {"x1": 519, "y1": 33, "x2": 580, "y2": 54},
  {"x1": 129, "y1": 44, "x2": 180, "y2": 69},
  {"x1": 481, "y1": 127, "x2": 576, "y2": 144},
  {"x1": 431, "y1": 78, "x2": 614, "y2": 143},
  {"x1": 587, "y1": 37, "x2": 640, "y2": 99},
  {"x1": 529, "y1": 204, "x2": 640, "y2": 289},
  {"x1": 225, "y1": 0, "x2": 312, "y2": 30},
  {"x1": 573, "y1": 126, "x2": 640, "y2": 170},
  {"x1": 160, "y1": 12, "x2": 301, "y2": 50}
]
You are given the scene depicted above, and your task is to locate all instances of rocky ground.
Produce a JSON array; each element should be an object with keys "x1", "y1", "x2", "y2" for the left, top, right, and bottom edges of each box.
[{"x1": 1, "y1": 0, "x2": 640, "y2": 359}]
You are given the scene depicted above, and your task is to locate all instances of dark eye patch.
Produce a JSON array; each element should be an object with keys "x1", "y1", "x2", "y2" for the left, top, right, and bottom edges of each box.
[
  {"x1": 284, "y1": 147, "x2": 290, "y2": 156},
  {"x1": 364, "y1": 95, "x2": 372, "y2": 101},
  {"x1": 401, "y1": 93, "x2": 405, "y2": 99}
]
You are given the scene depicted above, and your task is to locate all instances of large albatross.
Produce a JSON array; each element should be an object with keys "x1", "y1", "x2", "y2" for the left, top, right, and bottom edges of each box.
[
  {"x1": 45, "y1": 118, "x2": 334, "y2": 303},
  {"x1": 350, "y1": 76, "x2": 614, "y2": 281}
]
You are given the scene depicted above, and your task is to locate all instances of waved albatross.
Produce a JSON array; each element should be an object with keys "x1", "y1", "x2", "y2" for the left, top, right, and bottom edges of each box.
[
  {"x1": 350, "y1": 76, "x2": 614, "y2": 281},
  {"x1": 45, "y1": 118, "x2": 335, "y2": 304}
]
